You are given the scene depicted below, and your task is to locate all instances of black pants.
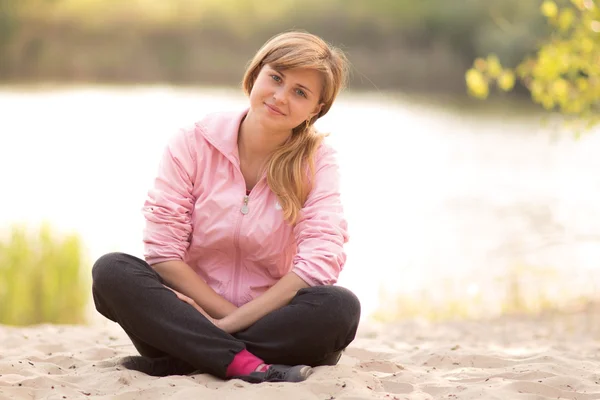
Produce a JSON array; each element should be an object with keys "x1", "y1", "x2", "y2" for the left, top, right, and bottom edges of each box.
[{"x1": 91, "y1": 252, "x2": 361, "y2": 379}]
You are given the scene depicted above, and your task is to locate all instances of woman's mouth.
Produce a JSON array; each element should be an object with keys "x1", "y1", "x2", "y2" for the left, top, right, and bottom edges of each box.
[{"x1": 265, "y1": 103, "x2": 285, "y2": 116}]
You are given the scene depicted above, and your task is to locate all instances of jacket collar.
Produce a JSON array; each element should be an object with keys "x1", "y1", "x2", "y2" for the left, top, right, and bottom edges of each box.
[{"x1": 196, "y1": 108, "x2": 249, "y2": 162}]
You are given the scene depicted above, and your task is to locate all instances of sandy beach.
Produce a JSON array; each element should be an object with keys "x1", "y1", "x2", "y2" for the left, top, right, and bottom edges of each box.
[{"x1": 2, "y1": 311, "x2": 600, "y2": 400}]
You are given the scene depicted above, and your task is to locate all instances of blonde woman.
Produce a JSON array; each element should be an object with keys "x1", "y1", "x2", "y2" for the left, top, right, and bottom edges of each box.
[{"x1": 92, "y1": 31, "x2": 360, "y2": 383}]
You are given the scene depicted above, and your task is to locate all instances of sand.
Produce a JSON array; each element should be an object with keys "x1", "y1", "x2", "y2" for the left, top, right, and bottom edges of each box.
[{"x1": 2, "y1": 312, "x2": 600, "y2": 400}]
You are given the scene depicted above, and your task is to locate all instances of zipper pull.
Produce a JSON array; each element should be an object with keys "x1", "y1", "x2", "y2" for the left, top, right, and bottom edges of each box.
[{"x1": 241, "y1": 195, "x2": 249, "y2": 215}]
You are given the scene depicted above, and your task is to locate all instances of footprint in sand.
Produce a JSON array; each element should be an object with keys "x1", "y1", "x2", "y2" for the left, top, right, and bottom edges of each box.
[
  {"x1": 357, "y1": 360, "x2": 404, "y2": 373},
  {"x1": 345, "y1": 348, "x2": 396, "y2": 361},
  {"x1": 381, "y1": 379, "x2": 414, "y2": 394},
  {"x1": 507, "y1": 381, "x2": 600, "y2": 400},
  {"x1": 450, "y1": 370, "x2": 557, "y2": 383},
  {"x1": 423, "y1": 354, "x2": 517, "y2": 369}
]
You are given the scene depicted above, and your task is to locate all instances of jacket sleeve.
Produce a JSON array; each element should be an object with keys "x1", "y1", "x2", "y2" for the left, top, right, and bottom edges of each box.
[
  {"x1": 291, "y1": 145, "x2": 349, "y2": 286},
  {"x1": 142, "y1": 127, "x2": 197, "y2": 265}
]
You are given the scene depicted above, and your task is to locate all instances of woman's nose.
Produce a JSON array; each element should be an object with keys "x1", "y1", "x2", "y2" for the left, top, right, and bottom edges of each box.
[{"x1": 272, "y1": 86, "x2": 288, "y2": 104}]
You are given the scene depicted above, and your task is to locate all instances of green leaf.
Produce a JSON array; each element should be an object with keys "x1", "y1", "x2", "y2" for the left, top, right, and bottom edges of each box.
[
  {"x1": 558, "y1": 8, "x2": 576, "y2": 32},
  {"x1": 541, "y1": 1, "x2": 558, "y2": 18},
  {"x1": 466, "y1": 68, "x2": 489, "y2": 99},
  {"x1": 486, "y1": 54, "x2": 503, "y2": 78},
  {"x1": 498, "y1": 70, "x2": 516, "y2": 91}
]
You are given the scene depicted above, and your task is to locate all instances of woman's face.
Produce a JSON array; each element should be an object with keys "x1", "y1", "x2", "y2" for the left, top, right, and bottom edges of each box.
[{"x1": 249, "y1": 64, "x2": 324, "y2": 133}]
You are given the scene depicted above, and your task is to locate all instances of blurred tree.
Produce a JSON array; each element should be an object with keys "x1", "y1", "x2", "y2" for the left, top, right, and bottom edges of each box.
[
  {"x1": 0, "y1": 0, "x2": 554, "y2": 93},
  {"x1": 0, "y1": 0, "x2": 59, "y2": 77},
  {"x1": 466, "y1": 0, "x2": 600, "y2": 129},
  {"x1": 0, "y1": 0, "x2": 18, "y2": 75}
]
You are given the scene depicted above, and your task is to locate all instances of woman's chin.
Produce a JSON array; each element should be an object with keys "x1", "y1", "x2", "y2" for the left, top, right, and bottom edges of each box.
[{"x1": 258, "y1": 114, "x2": 291, "y2": 130}]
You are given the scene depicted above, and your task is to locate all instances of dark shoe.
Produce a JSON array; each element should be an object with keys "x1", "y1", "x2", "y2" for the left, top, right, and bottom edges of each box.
[
  {"x1": 233, "y1": 364, "x2": 313, "y2": 383},
  {"x1": 120, "y1": 355, "x2": 197, "y2": 376}
]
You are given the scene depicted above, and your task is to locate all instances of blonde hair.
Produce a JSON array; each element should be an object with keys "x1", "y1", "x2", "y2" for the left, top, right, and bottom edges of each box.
[{"x1": 242, "y1": 31, "x2": 349, "y2": 224}]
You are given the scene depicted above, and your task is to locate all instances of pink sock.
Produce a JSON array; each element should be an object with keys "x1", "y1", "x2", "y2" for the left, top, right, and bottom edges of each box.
[{"x1": 226, "y1": 349, "x2": 268, "y2": 377}]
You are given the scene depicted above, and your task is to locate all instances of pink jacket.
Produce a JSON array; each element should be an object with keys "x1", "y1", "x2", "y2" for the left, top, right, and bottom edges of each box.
[{"x1": 142, "y1": 109, "x2": 349, "y2": 306}]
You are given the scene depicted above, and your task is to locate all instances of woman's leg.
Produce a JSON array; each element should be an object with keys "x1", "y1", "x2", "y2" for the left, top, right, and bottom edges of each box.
[
  {"x1": 234, "y1": 285, "x2": 361, "y2": 367},
  {"x1": 91, "y1": 252, "x2": 245, "y2": 378}
]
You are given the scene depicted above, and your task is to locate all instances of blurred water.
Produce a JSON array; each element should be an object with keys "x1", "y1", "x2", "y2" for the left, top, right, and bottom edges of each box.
[{"x1": 1, "y1": 86, "x2": 600, "y2": 320}]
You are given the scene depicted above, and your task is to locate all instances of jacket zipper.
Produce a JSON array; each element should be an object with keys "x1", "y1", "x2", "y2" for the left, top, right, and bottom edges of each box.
[
  {"x1": 240, "y1": 195, "x2": 249, "y2": 215},
  {"x1": 231, "y1": 194, "x2": 249, "y2": 304}
]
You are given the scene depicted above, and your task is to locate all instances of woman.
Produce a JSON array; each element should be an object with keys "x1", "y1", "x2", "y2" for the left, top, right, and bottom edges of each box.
[{"x1": 92, "y1": 31, "x2": 361, "y2": 384}]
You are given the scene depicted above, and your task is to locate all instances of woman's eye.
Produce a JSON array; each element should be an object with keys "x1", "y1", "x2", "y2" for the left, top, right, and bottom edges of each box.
[
  {"x1": 271, "y1": 75, "x2": 282, "y2": 82},
  {"x1": 295, "y1": 89, "x2": 307, "y2": 98}
]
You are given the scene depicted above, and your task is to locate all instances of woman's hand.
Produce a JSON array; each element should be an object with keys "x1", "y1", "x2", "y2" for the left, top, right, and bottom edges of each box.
[
  {"x1": 152, "y1": 260, "x2": 239, "y2": 320},
  {"x1": 163, "y1": 285, "x2": 220, "y2": 326}
]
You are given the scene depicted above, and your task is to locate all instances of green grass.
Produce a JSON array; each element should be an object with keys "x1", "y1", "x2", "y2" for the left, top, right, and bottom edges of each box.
[{"x1": 0, "y1": 223, "x2": 89, "y2": 326}]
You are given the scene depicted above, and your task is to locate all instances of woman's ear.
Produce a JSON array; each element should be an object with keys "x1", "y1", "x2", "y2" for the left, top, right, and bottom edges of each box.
[{"x1": 311, "y1": 103, "x2": 325, "y2": 119}]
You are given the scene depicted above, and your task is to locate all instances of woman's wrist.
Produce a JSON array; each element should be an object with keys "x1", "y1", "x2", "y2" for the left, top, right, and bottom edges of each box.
[{"x1": 216, "y1": 315, "x2": 237, "y2": 334}]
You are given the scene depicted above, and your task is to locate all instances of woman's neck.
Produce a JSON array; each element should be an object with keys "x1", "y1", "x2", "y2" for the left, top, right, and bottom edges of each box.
[{"x1": 238, "y1": 110, "x2": 291, "y2": 163}]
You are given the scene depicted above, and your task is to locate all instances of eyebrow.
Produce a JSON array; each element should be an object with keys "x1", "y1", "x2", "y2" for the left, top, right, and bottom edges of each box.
[{"x1": 272, "y1": 68, "x2": 314, "y2": 95}]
